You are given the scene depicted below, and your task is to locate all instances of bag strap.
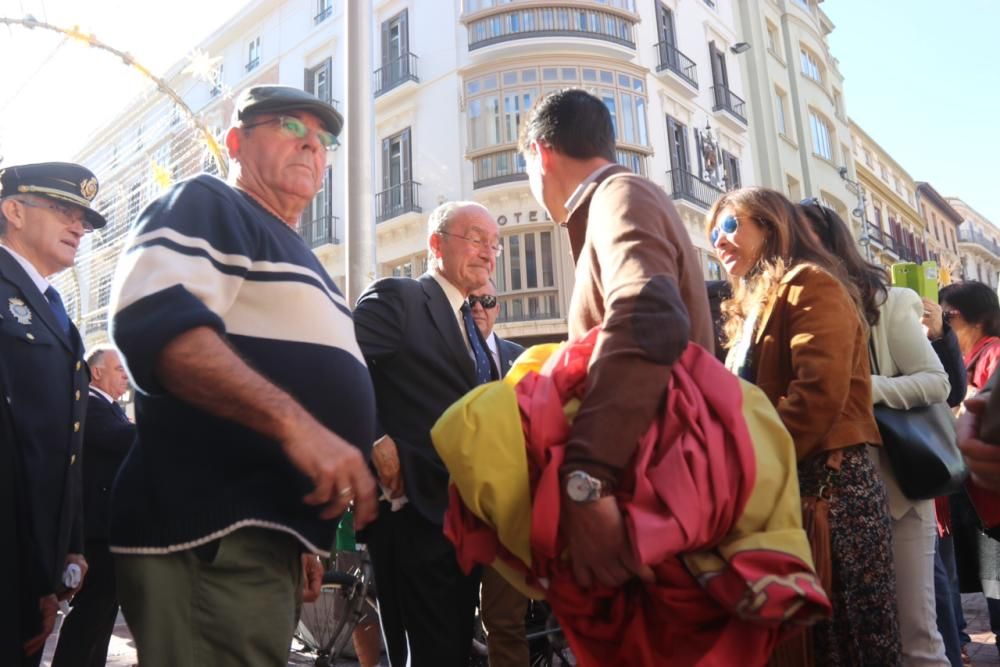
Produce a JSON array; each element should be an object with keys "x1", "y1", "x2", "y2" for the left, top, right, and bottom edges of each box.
[
  {"x1": 817, "y1": 448, "x2": 844, "y2": 500},
  {"x1": 868, "y1": 335, "x2": 881, "y2": 377}
]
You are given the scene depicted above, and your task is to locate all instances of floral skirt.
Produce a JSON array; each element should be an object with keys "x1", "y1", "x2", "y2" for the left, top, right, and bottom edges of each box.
[{"x1": 797, "y1": 445, "x2": 902, "y2": 667}]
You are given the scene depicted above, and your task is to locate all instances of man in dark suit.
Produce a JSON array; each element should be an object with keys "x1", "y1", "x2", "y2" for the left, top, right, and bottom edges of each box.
[
  {"x1": 0, "y1": 162, "x2": 106, "y2": 665},
  {"x1": 53, "y1": 347, "x2": 133, "y2": 667},
  {"x1": 468, "y1": 280, "x2": 529, "y2": 667},
  {"x1": 354, "y1": 200, "x2": 500, "y2": 666}
]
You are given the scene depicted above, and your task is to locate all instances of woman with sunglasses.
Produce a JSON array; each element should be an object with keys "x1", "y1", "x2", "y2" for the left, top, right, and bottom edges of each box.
[
  {"x1": 800, "y1": 201, "x2": 951, "y2": 666},
  {"x1": 938, "y1": 280, "x2": 1000, "y2": 658},
  {"x1": 707, "y1": 187, "x2": 901, "y2": 666}
]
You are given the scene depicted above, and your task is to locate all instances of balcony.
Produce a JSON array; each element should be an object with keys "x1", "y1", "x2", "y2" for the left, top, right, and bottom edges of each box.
[
  {"x1": 467, "y1": 6, "x2": 636, "y2": 51},
  {"x1": 862, "y1": 223, "x2": 896, "y2": 254},
  {"x1": 616, "y1": 147, "x2": 648, "y2": 177},
  {"x1": 711, "y1": 85, "x2": 747, "y2": 126},
  {"x1": 654, "y1": 41, "x2": 697, "y2": 90},
  {"x1": 958, "y1": 228, "x2": 1000, "y2": 260},
  {"x1": 299, "y1": 215, "x2": 340, "y2": 248},
  {"x1": 245, "y1": 58, "x2": 260, "y2": 73},
  {"x1": 497, "y1": 290, "x2": 560, "y2": 324},
  {"x1": 472, "y1": 150, "x2": 526, "y2": 189},
  {"x1": 373, "y1": 52, "x2": 419, "y2": 98},
  {"x1": 665, "y1": 169, "x2": 724, "y2": 210},
  {"x1": 376, "y1": 181, "x2": 422, "y2": 223}
]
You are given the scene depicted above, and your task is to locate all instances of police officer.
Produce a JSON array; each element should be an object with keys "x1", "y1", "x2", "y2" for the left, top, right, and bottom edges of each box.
[{"x1": 0, "y1": 162, "x2": 106, "y2": 665}]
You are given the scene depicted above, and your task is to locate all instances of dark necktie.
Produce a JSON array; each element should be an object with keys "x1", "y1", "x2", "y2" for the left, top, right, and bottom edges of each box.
[
  {"x1": 44, "y1": 285, "x2": 71, "y2": 337},
  {"x1": 111, "y1": 401, "x2": 128, "y2": 421},
  {"x1": 460, "y1": 303, "x2": 497, "y2": 384}
]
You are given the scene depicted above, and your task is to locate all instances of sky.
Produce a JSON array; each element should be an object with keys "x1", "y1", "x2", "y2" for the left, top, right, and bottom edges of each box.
[
  {"x1": 823, "y1": 0, "x2": 997, "y2": 226},
  {"x1": 0, "y1": 0, "x2": 251, "y2": 166},
  {"x1": 1, "y1": 0, "x2": 995, "y2": 226}
]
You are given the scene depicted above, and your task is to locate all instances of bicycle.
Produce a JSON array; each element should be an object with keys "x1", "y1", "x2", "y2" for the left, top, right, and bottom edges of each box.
[
  {"x1": 470, "y1": 597, "x2": 575, "y2": 666},
  {"x1": 292, "y1": 547, "x2": 381, "y2": 667}
]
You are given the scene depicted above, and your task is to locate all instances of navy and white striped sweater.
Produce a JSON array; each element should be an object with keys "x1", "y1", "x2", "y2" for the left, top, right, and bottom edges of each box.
[{"x1": 109, "y1": 174, "x2": 374, "y2": 555}]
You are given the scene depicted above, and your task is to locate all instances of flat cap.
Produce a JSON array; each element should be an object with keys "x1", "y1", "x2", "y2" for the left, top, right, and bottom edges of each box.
[
  {"x1": 232, "y1": 85, "x2": 344, "y2": 137},
  {"x1": 0, "y1": 162, "x2": 107, "y2": 229}
]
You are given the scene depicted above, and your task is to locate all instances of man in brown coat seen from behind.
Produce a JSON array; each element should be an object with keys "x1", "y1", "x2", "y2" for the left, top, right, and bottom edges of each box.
[{"x1": 518, "y1": 88, "x2": 714, "y2": 590}]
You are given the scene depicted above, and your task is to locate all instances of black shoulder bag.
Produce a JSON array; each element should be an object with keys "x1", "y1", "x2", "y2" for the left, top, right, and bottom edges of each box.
[{"x1": 870, "y1": 338, "x2": 968, "y2": 500}]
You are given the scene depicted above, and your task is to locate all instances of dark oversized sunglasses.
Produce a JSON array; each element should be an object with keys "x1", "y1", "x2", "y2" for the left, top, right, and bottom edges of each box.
[
  {"x1": 467, "y1": 294, "x2": 497, "y2": 309},
  {"x1": 709, "y1": 214, "x2": 740, "y2": 245},
  {"x1": 800, "y1": 197, "x2": 836, "y2": 245}
]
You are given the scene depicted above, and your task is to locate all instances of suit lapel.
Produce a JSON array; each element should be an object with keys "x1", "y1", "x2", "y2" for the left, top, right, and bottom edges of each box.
[
  {"x1": 419, "y1": 274, "x2": 476, "y2": 386},
  {"x1": 0, "y1": 249, "x2": 75, "y2": 354}
]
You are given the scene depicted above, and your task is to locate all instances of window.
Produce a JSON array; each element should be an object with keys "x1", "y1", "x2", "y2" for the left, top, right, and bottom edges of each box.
[
  {"x1": 97, "y1": 275, "x2": 113, "y2": 309},
  {"x1": 880, "y1": 164, "x2": 889, "y2": 180},
  {"x1": 864, "y1": 148, "x2": 873, "y2": 168},
  {"x1": 800, "y1": 47, "x2": 821, "y2": 83},
  {"x1": 775, "y1": 87, "x2": 788, "y2": 136},
  {"x1": 833, "y1": 89, "x2": 843, "y2": 118},
  {"x1": 665, "y1": 115, "x2": 689, "y2": 173},
  {"x1": 465, "y1": 65, "x2": 648, "y2": 152},
  {"x1": 379, "y1": 128, "x2": 416, "y2": 220},
  {"x1": 809, "y1": 111, "x2": 833, "y2": 160},
  {"x1": 247, "y1": 37, "x2": 261, "y2": 71},
  {"x1": 305, "y1": 166, "x2": 333, "y2": 246},
  {"x1": 495, "y1": 230, "x2": 559, "y2": 323},
  {"x1": 210, "y1": 63, "x2": 224, "y2": 97},
  {"x1": 793, "y1": 0, "x2": 811, "y2": 10},
  {"x1": 379, "y1": 10, "x2": 413, "y2": 91},
  {"x1": 722, "y1": 151, "x2": 741, "y2": 190},
  {"x1": 315, "y1": 0, "x2": 333, "y2": 24},
  {"x1": 786, "y1": 174, "x2": 801, "y2": 202},
  {"x1": 305, "y1": 58, "x2": 333, "y2": 104},
  {"x1": 766, "y1": 21, "x2": 779, "y2": 54}
]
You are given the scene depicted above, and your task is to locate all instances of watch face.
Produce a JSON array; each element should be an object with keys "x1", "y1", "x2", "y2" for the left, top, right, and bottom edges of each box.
[{"x1": 567, "y1": 472, "x2": 597, "y2": 502}]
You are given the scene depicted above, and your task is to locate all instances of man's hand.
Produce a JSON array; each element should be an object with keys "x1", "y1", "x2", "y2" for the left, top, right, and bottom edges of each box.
[
  {"x1": 301, "y1": 554, "x2": 324, "y2": 603},
  {"x1": 561, "y1": 495, "x2": 654, "y2": 588},
  {"x1": 282, "y1": 418, "x2": 378, "y2": 530},
  {"x1": 23, "y1": 594, "x2": 58, "y2": 656},
  {"x1": 922, "y1": 298, "x2": 944, "y2": 340},
  {"x1": 958, "y1": 396, "x2": 1000, "y2": 492},
  {"x1": 58, "y1": 553, "x2": 89, "y2": 601},
  {"x1": 371, "y1": 435, "x2": 404, "y2": 499}
]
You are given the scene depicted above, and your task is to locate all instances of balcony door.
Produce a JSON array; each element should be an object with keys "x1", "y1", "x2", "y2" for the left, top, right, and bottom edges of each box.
[
  {"x1": 656, "y1": 3, "x2": 677, "y2": 69},
  {"x1": 709, "y1": 41, "x2": 729, "y2": 104},
  {"x1": 666, "y1": 115, "x2": 690, "y2": 193},
  {"x1": 381, "y1": 128, "x2": 412, "y2": 215},
  {"x1": 381, "y1": 10, "x2": 409, "y2": 85}
]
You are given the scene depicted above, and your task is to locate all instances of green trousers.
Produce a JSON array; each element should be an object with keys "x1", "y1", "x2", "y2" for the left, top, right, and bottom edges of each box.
[{"x1": 115, "y1": 527, "x2": 303, "y2": 667}]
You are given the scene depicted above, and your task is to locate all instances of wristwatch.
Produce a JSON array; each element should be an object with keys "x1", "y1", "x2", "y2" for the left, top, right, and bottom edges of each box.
[{"x1": 564, "y1": 470, "x2": 608, "y2": 503}]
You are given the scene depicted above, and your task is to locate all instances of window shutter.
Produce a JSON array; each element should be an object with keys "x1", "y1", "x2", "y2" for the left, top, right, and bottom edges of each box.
[
  {"x1": 381, "y1": 137, "x2": 391, "y2": 192},
  {"x1": 399, "y1": 9, "x2": 409, "y2": 57},
  {"x1": 694, "y1": 127, "x2": 705, "y2": 179},
  {"x1": 381, "y1": 19, "x2": 390, "y2": 66},
  {"x1": 401, "y1": 128, "x2": 412, "y2": 208},
  {"x1": 304, "y1": 65, "x2": 314, "y2": 93},
  {"x1": 709, "y1": 41, "x2": 727, "y2": 88}
]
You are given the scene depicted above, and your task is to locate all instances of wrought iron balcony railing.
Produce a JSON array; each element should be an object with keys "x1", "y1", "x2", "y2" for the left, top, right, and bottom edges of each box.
[
  {"x1": 376, "y1": 181, "x2": 422, "y2": 222},
  {"x1": 665, "y1": 169, "x2": 724, "y2": 210},
  {"x1": 299, "y1": 215, "x2": 340, "y2": 248},
  {"x1": 467, "y1": 6, "x2": 636, "y2": 50},
  {"x1": 654, "y1": 41, "x2": 697, "y2": 88},
  {"x1": 374, "y1": 52, "x2": 420, "y2": 97},
  {"x1": 712, "y1": 85, "x2": 747, "y2": 124}
]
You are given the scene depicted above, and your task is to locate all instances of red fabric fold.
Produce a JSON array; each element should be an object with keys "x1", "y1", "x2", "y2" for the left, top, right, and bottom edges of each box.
[{"x1": 445, "y1": 330, "x2": 830, "y2": 666}]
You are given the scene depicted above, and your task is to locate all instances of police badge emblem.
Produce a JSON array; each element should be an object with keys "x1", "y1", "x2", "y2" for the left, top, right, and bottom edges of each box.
[{"x1": 8, "y1": 297, "x2": 32, "y2": 325}]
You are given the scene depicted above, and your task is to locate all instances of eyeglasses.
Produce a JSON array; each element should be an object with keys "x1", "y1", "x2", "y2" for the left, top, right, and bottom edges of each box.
[
  {"x1": 942, "y1": 309, "x2": 961, "y2": 323},
  {"x1": 710, "y1": 214, "x2": 740, "y2": 245},
  {"x1": 439, "y1": 230, "x2": 503, "y2": 257},
  {"x1": 12, "y1": 197, "x2": 94, "y2": 233},
  {"x1": 467, "y1": 294, "x2": 498, "y2": 309},
  {"x1": 242, "y1": 115, "x2": 340, "y2": 151},
  {"x1": 800, "y1": 197, "x2": 836, "y2": 244}
]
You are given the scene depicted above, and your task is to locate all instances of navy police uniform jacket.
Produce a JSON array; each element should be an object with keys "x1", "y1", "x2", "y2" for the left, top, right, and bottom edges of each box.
[{"x1": 0, "y1": 249, "x2": 87, "y2": 625}]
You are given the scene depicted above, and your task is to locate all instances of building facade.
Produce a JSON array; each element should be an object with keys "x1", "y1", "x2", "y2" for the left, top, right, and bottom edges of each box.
[
  {"x1": 850, "y1": 120, "x2": 928, "y2": 270},
  {"x1": 60, "y1": 0, "x2": 757, "y2": 349},
  {"x1": 734, "y1": 0, "x2": 854, "y2": 218},
  {"x1": 916, "y1": 182, "x2": 963, "y2": 284},
  {"x1": 948, "y1": 197, "x2": 1000, "y2": 289}
]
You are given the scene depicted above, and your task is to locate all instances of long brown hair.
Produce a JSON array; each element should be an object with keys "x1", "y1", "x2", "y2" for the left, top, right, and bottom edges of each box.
[
  {"x1": 705, "y1": 187, "x2": 863, "y2": 349},
  {"x1": 799, "y1": 200, "x2": 888, "y2": 327}
]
